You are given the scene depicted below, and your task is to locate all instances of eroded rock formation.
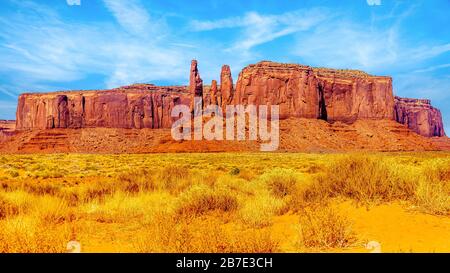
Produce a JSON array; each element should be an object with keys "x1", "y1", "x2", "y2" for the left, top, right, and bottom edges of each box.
[
  {"x1": 13, "y1": 60, "x2": 446, "y2": 139},
  {"x1": 16, "y1": 84, "x2": 190, "y2": 130},
  {"x1": 220, "y1": 65, "x2": 234, "y2": 110},
  {"x1": 210, "y1": 80, "x2": 218, "y2": 105},
  {"x1": 395, "y1": 96, "x2": 445, "y2": 137},
  {"x1": 233, "y1": 62, "x2": 320, "y2": 119},
  {"x1": 189, "y1": 60, "x2": 203, "y2": 114},
  {"x1": 233, "y1": 61, "x2": 395, "y2": 122},
  {"x1": 313, "y1": 68, "x2": 395, "y2": 123}
]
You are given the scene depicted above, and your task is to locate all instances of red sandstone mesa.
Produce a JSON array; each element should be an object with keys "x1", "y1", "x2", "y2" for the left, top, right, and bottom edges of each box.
[
  {"x1": 12, "y1": 60, "x2": 446, "y2": 139},
  {"x1": 394, "y1": 96, "x2": 445, "y2": 137},
  {"x1": 233, "y1": 62, "x2": 321, "y2": 119},
  {"x1": 16, "y1": 85, "x2": 191, "y2": 130},
  {"x1": 313, "y1": 67, "x2": 395, "y2": 123},
  {"x1": 232, "y1": 61, "x2": 395, "y2": 122}
]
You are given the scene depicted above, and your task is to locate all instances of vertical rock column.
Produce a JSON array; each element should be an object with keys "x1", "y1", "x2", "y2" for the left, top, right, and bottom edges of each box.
[
  {"x1": 189, "y1": 60, "x2": 203, "y2": 115},
  {"x1": 210, "y1": 80, "x2": 218, "y2": 105},
  {"x1": 220, "y1": 65, "x2": 234, "y2": 110}
]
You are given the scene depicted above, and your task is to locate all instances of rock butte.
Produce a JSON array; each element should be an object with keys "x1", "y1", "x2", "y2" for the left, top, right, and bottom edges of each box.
[
  {"x1": 13, "y1": 60, "x2": 445, "y2": 138},
  {"x1": 394, "y1": 96, "x2": 445, "y2": 137},
  {"x1": 16, "y1": 84, "x2": 191, "y2": 130},
  {"x1": 1, "y1": 60, "x2": 449, "y2": 153}
]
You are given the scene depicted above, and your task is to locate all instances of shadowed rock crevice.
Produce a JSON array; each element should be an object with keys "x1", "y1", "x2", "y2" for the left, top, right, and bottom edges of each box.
[{"x1": 318, "y1": 83, "x2": 328, "y2": 121}]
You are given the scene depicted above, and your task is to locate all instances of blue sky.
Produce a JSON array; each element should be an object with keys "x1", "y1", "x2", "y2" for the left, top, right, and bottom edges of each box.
[{"x1": 0, "y1": 0, "x2": 449, "y2": 132}]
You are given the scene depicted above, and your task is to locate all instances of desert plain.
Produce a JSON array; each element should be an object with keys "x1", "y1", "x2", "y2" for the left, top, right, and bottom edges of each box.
[{"x1": 0, "y1": 152, "x2": 449, "y2": 253}]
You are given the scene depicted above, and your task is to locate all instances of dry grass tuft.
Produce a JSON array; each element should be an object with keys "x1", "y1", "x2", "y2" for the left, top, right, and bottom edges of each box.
[
  {"x1": 0, "y1": 216, "x2": 71, "y2": 253},
  {"x1": 117, "y1": 169, "x2": 156, "y2": 194},
  {"x1": 175, "y1": 185, "x2": 239, "y2": 217},
  {"x1": 0, "y1": 191, "x2": 31, "y2": 219},
  {"x1": 157, "y1": 165, "x2": 191, "y2": 194},
  {"x1": 415, "y1": 179, "x2": 450, "y2": 215},
  {"x1": 239, "y1": 193, "x2": 285, "y2": 228},
  {"x1": 304, "y1": 155, "x2": 417, "y2": 203},
  {"x1": 260, "y1": 168, "x2": 299, "y2": 198},
  {"x1": 135, "y1": 214, "x2": 279, "y2": 253},
  {"x1": 0, "y1": 194, "x2": 20, "y2": 219},
  {"x1": 299, "y1": 205, "x2": 357, "y2": 249}
]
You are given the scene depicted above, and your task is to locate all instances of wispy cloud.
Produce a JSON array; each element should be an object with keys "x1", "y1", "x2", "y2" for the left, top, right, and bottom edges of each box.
[
  {"x1": 0, "y1": 1, "x2": 191, "y2": 92},
  {"x1": 395, "y1": 74, "x2": 450, "y2": 101},
  {"x1": 292, "y1": 21, "x2": 399, "y2": 71},
  {"x1": 291, "y1": 6, "x2": 449, "y2": 74},
  {"x1": 367, "y1": 0, "x2": 382, "y2": 6},
  {"x1": 102, "y1": 0, "x2": 164, "y2": 37},
  {"x1": 0, "y1": 86, "x2": 18, "y2": 99},
  {"x1": 413, "y1": 63, "x2": 450, "y2": 73},
  {"x1": 0, "y1": 100, "x2": 17, "y2": 109},
  {"x1": 190, "y1": 16, "x2": 248, "y2": 31},
  {"x1": 191, "y1": 9, "x2": 329, "y2": 53},
  {"x1": 408, "y1": 43, "x2": 450, "y2": 61},
  {"x1": 0, "y1": 100, "x2": 17, "y2": 119},
  {"x1": 66, "y1": 0, "x2": 81, "y2": 6}
]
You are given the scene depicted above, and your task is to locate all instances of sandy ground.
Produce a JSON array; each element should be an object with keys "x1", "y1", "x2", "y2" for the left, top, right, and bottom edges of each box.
[
  {"x1": 76, "y1": 201, "x2": 450, "y2": 253},
  {"x1": 272, "y1": 201, "x2": 450, "y2": 253}
]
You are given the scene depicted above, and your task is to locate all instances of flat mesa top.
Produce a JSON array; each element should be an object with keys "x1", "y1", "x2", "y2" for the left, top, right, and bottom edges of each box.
[
  {"x1": 21, "y1": 84, "x2": 189, "y2": 96},
  {"x1": 19, "y1": 60, "x2": 392, "y2": 96},
  {"x1": 245, "y1": 61, "x2": 389, "y2": 79}
]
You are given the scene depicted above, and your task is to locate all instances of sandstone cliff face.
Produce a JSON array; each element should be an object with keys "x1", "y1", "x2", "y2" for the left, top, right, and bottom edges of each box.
[
  {"x1": 394, "y1": 96, "x2": 445, "y2": 137},
  {"x1": 13, "y1": 60, "x2": 446, "y2": 139},
  {"x1": 16, "y1": 84, "x2": 190, "y2": 130},
  {"x1": 233, "y1": 61, "x2": 395, "y2": 122},
  {"x1": 233, "y1": 62, "x2": 321, "y2": 119},
  {"x1": 313, "y1": 68, "x2": 395, "y2": 123}
]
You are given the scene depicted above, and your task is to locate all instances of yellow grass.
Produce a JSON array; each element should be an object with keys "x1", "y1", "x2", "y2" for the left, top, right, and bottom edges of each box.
[
  {"x1": 298, "y1": 204, "x2": 357, "y2": 249},
  {"x1": 0, "y1": 152, "x2": 449, "y2": 253}
]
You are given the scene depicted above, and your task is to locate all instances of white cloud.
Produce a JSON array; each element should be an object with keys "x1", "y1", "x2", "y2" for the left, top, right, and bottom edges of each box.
[
  {"x1": 0, "y1": 1, "x2": 193, "y2": 91},
  {"x1": 0, "y1": 100, "x2": 17, "y2": 119},
  {"x1": 408, "y1": 43, "x2": 450, "y2": 61},
  {"x1": 292, "y1": 21, "x2": 399, "y2": 71},
  {"x1": 190, "y1": 16, "x2": 246, "y2": 31},
  {"x1": 191, "y1": 9, "x2": 329, "y2": 56},
  {"x1": 291, "y1": 15, "x2": 450, "y2": 74},
  {"x1": 367, "y1": 0, "x2": 381, "y2": 6},
  {"x1": 0, "y1": 87, "x2": 18, "y2": 99},
  {"x1": 413, "y1": 63, "x2": 450, "y2": 73},
  {"x1": 66, "y1": 0, "x2": 81, "y2": 6},
  {"x1": 102, "y1": 0, "x2": 165, "y2": 38},
  {"x1": 395, "y1": 74, "x2": 450, "y2": 101}
]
